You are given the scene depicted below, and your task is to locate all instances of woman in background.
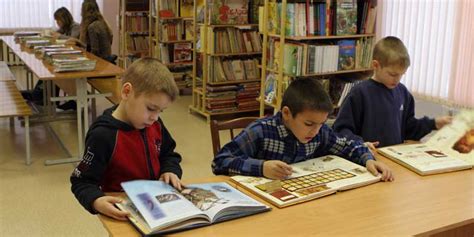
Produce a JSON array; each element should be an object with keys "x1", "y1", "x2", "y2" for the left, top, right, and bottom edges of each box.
[
  {"x1": 52, "y1": 7, "x2": 80, "y2": 39},
  {"x1": 78, "y1": 0, "x2": 113, "y2": 60}
]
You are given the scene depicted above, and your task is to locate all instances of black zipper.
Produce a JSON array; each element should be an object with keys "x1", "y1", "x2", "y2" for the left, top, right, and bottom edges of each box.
[{"x1": 140, "y1": 129, "x2": 156, "y2": 180}]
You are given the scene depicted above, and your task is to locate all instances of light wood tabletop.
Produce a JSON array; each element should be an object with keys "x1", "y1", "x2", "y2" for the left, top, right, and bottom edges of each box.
[
  {"x1": 97, "y1": 154, "x2": 474, "y2": 236},
  {"x1": 0, "y1": 36, "x2": 123, "y2": 80}
]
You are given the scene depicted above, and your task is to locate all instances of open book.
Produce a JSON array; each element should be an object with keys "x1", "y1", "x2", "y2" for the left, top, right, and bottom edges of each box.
[
  {"x1": 230, "y1": 155, "x2": 381, "y2": 208},
  {"x1": 378, "y1": 110, "x2": 474, "y2": 175},
  {"x1": 117, "y1": 180, "x2": 270, "y2": 235}
]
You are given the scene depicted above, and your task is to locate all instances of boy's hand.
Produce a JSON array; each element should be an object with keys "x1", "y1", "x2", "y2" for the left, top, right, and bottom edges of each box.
[
  {"x1": 263, "y1": 160, "x2": 293, "y2": 180},
  {"x1": 364, "y1": 141, "x2": 379, "y2": 155},
  {"x1": 435, "y1": 116, "x2": 452, "y2": 129},
  {"x1": 93, "y1": 196, "x2": 129, "y2": 221},
  {"x1": 159, "y1": 172, "x2": 183, "y2": 191},
  {"x1": 365, "y1": 160, "x2": 394, "y2": 182}
]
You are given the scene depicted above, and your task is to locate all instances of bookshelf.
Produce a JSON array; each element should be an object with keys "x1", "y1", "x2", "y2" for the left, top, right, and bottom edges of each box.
[
  {"x1": 150, "y1": 0, "x2": 194, "y2": 94},
  {"x1": 189, "y1": 0, "x2": 264, "y2": 122},
  {"x1": 259, "y1": 0, "x2": 377, "y2": 116},
  {"x1": 119, "y1": 0, "x2": 151, "y2": 68}
]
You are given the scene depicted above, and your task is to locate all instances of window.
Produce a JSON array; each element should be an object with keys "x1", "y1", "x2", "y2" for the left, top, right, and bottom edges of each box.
[
  {"x1": 378, "y1": 0, "x2": 473, "y2": 108},
  {"x1": 0, "y1": 0, "x2": 103, "y2": 32}
]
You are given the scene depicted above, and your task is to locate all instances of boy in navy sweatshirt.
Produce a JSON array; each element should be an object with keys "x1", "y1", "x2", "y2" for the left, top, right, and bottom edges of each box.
[
  {"x1": 333, "y1": 36, "x2": 451, "y2": 149},
  {"x1": 71, "y1": 58, "x2": 182, "y2": 221}
]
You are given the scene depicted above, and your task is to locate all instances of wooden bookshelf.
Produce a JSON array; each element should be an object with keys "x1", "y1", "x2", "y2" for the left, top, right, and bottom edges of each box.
[
  {"x1": 118, "y1": 0, "x2": 151, "y2": 68},
  {"x1": 189, "y1": 0, "x2": 263, "y2": 123},
  {"x1": 259, "y1": 0, "x2": 378, "y2": 116},
  {"x1": 150, "y1": 0, "x2": 194, "y2": 94}
]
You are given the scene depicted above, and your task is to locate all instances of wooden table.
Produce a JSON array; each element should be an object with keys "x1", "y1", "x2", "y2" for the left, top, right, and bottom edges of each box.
[
  {"x1": 0, "y1": 35, "x2": 124, "y2": 165},
  {"x1": 97, "y1": 154, "x2": 474, "y2": 236}
]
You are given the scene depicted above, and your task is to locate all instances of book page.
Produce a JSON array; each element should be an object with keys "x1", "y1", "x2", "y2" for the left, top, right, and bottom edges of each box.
[
  {"x1": 379, "y1": 144, "x2": 471, "y2": 175},
  {"x1": 426, "y1": 110, "x2": 474, "y2": 165},
  {"x1": 178, "y1": 182, "x2": 269, "y2": 222},
  {"x1": 121, "y1": 180, "x2": 207, "y2": 231},
  {"x1": 231, "y1": 155, "x2": 380, "y2": 208}
]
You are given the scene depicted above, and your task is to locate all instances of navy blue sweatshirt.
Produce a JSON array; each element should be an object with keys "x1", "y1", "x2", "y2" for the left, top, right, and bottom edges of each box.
[{"x1": 333, "y1": 79, "x2": 436, "y2": 147}]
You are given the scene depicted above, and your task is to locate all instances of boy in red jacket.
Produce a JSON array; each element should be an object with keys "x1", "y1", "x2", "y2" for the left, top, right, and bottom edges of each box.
[{"x1": 71, "y1": 58, "x2": 182, "y2": 220}]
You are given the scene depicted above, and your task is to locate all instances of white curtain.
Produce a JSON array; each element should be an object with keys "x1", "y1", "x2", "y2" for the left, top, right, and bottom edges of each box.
[
  {"x1": 449, "y1": 0, "x2": 474, "y2": 108},
  {"x1": 0, "y1": 0, "x2": 103, "y2": 32},
  {"x1": 377, "y1": 0, "x2": 473, "y2": 108}
]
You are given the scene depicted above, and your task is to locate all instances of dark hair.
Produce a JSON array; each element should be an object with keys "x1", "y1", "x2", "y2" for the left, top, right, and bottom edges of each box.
[
  {"x1": 281, "y1": 78, "x2": 333, "y2": 117},
  {"x1": 54, "y1": 7, "x2": 74, "y2": 35}
]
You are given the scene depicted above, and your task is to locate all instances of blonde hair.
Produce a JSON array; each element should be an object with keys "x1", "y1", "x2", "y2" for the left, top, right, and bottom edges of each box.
[
  {"x1": 373, "y1": 36, "x2": 410, "y2": 69},
  {"x1": 122, "y1": 58, "x2": 179, "y2": 101}
]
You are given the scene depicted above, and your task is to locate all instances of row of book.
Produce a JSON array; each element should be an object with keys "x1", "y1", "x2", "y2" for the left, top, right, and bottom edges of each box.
[
  {"x1": 125, "y1": 14, "x2": 149, "y2": 32},
  {"x1": 158, "y1": 42, "x2": 192, "y2": 64},
  {"x1": 261, "y1": 0, "x2": 376, "y2": 37},
  {"x1": 127, "y1": 34, "x2": 150, "y2": 52},
  {"x1": 206, "y1": 28, "x2": 262, "y2": 54},
  {"x1": 266, "y1": 38, "x2": 373, "y2": 76},
  {"x1": 34, "y1": 44, "x2": 96, "y2": 72},
  {"x1": 208, "y1": 58, "x2": 260, "y2": 83},
  {"x1": 150, "y1": 0, "x2": 194, "y2": 18},
  {"x1": 14, "y1": 31, "x2": 97, "y2": 73},
  {"x1": 159, "y1": 20, "x2": 193, "y2": 42}
]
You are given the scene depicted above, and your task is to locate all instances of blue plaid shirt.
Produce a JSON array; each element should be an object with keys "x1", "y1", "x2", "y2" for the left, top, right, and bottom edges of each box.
[{"x1": 212, "y1": 112, "x2": 375, "y2": 177}]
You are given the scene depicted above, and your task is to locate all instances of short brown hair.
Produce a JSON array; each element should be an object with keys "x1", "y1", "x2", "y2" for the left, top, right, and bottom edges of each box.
[
  {"x1": 122, "y1": 58, "x2": 179, "y2": 101},
  {"x1": 281, "y1": 78, "x2": 333, "y2": 117},
  {"x1": 373, "y1": 36, "x2": 410, "y2": 69}
]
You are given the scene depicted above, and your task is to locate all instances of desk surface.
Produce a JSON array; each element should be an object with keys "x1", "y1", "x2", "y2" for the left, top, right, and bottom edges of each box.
[
  {"x1": 97, "y1": 154, "x2": 474, "y2": 236},
  {"x1": 0, "y1": 35, "x2": 123, "y2": 80}
]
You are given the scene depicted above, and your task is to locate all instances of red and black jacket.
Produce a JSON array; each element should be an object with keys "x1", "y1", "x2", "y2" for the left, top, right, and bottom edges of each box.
[{"x1": 70, "y1": 106, "x2": 182, "y2": 214}]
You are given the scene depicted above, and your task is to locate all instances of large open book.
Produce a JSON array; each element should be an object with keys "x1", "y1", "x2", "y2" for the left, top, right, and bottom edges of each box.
[
  {"x1": 379, "y1": 110, "x2": 474, "y2": 175},
  {"x1": 230, "y1": 155, "x2": 381, "y2": 208},
  {"x1": 117, "y1": 180, "x2": 270, "y2": 235}
]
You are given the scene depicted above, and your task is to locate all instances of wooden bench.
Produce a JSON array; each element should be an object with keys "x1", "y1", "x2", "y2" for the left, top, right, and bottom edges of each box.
[
  {"x1": 0, "y1": 61, "x2": 15, "y2": 81},
  {"x1": 87, "y1": 77, "x2": 122, "y2": 119},
  {"x1": 0, "y1": 80, "x2": 33, "y2": 165},
  {"x1": 88, "y1": 77, "x2": 122, "y2": 105}
]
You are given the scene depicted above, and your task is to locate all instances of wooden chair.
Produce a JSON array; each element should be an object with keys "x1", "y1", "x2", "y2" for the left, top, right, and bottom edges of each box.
[{"x1": 210, "y1": 117, "x2": 259, "y2": 157}]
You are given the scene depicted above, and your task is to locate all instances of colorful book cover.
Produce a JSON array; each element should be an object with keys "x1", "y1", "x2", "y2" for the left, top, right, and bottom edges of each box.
[
  {"x1": 208, "y1": 0, "x2": 249, "y2": 25},
  {"x1": 338, "y1": 39, "x2": 356, "y2": 70},
  {"x1": 336, "y1": 0, "x2": 357, "y2": 35},
  {"x1": 173, "y1": 43, "x2": 192, "y2": 63}
]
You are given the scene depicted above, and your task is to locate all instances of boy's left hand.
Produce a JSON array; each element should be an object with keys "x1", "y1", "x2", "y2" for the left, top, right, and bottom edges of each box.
[
  {"x1": 435, "y1": 116, "x2": 452, "y2": 129},
  {"x1": 159, "y1": 172, "x2": 183, "y2": 191},
  {"x1": 365, "y1": 160, "x2": 394, "y2": 182}
]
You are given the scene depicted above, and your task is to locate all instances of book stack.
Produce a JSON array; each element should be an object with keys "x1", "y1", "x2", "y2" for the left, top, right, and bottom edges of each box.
[
  {"x1": 205, "y1": 85, "x2": 239, "y2": 113},
  {"x1": 237, "y1": 82, "x2": 260, "y2": 111},
  {"x1": 24, "y1": 38, "x2": 52, "y2": 48},
  {"x1": 42, "y1": 48, "x2": 96, "y2": 72},
  {"x1": 13, "y1": 31, "x2": 41, "y2": 42},
  {"x1": 43, "y1": 49, "x2": 83, "y2": 63},
  {"x1": 52, "y1": 57, "x2": 97, "y2": 72}
]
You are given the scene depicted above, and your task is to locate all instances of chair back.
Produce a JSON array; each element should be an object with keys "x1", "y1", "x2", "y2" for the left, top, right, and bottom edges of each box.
[{"x1": 210, "y1": 117, "x2": 259, "y2": 157}]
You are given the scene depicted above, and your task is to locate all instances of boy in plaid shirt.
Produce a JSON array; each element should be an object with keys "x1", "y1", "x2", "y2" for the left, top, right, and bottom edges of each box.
[{"x1": 212, "y1": 79, "x2": 393, "y2": 181}]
